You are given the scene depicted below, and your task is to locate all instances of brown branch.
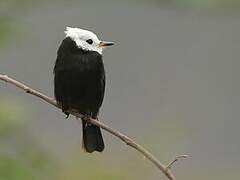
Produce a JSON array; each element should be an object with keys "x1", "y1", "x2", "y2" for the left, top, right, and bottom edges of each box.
[{"x1": 0, "y1": 74, "x2": 187, "y2": 180}]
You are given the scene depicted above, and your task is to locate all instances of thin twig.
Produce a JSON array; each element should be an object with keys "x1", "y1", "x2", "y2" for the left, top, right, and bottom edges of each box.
[
  {"x1": 167, "y1": 155, "x2": 189, "y2": 170},
  {"x1": 0, "y1": 74, "x2": 187, "y2": 180}
]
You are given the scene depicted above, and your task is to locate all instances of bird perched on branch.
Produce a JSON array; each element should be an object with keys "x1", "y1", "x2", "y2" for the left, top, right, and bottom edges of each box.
[{"x1": 54, "y1": 27, "x2": 114, "y2": 153}]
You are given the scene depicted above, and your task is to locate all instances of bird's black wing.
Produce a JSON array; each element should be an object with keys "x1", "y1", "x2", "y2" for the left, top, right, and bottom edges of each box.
[{"x1": 54, "y1": 49, "x2": 105, "y2": 117}]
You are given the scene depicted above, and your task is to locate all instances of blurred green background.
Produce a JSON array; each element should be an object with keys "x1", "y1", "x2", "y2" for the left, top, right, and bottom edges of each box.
[{"x1": 1, "y1": 0, "x2": 240, "y2": 179}]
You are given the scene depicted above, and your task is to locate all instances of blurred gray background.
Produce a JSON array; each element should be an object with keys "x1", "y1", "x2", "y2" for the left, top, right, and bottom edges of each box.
[{"x1": 0, "y1": 0, "x2": 240, "y2": 179}]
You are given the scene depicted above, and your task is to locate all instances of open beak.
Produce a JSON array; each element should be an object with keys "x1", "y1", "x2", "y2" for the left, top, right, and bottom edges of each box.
[{"x1": 98, "y1": 41, "x2": 114, "y2": 48}]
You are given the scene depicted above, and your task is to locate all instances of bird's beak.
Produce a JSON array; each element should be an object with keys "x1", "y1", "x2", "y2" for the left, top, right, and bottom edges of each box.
[{"x1": 98, "y1": 41, "x2": 114, "y2": 48}]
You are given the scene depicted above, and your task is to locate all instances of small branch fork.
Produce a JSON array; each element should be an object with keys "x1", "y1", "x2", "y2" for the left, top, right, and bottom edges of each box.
[{"x1": 0, "y1": 74, "x2": 188, "y2": 180}]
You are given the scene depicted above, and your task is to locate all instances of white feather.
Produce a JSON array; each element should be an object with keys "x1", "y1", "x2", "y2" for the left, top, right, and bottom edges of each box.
[{"x1": 65, "y1": 27, "x2": 103, "y2": 54}]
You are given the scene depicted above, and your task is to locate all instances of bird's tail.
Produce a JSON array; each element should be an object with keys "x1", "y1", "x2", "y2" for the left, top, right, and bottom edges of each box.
[{"x1": 82, "y1": 120, "x2": 104, "y2": 153}]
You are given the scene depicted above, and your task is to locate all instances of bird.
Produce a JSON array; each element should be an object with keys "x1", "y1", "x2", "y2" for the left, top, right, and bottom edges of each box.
[{"x1": 54, "y1": 27, "x2": 114, "y2": 153}]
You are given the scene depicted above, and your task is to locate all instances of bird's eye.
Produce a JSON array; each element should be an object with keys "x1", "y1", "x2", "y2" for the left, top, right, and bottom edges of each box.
[{"x1": 86, "y1": 39, "x2": 93, "y2": 45}]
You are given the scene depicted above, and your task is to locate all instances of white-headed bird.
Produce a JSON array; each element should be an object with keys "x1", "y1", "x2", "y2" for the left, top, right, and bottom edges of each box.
[{"x1": 54, "y1": 27, "x2": 114, "y2": 153}]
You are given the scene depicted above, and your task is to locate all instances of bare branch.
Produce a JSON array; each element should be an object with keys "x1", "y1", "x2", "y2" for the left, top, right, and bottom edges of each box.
[
  {"x1": 167, "y1": 155, "x2": 189, "y2": 170},
  {"x1": 0, "y1": 74, "x2": 187, "y2": 180}
]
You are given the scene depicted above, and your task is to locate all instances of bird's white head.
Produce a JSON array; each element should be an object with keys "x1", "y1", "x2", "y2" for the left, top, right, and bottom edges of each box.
[{"x1": 65, "y1": 27, "x2": 114, "y2": 54}]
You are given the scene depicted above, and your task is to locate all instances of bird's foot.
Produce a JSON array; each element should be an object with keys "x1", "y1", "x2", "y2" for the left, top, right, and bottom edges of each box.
[
  {"x1": 65, "y1": 114, "x2": 70, "y2": 119},
  {"x1": 82, "y1": 115, "x2": 92, "y2": 127},
  {"x1": 63, "y1": 111, "x2": 70, "y2": 119}
]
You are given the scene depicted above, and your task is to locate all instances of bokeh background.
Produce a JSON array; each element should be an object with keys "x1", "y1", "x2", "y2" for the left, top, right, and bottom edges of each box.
[{"x1": 1, "y1": 0, "x2": 240, "y2": 179}]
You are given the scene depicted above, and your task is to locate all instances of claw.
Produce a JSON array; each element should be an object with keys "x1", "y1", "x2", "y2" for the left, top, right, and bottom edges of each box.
[
  {"x1": 82, "y1": 115, "x2": 92, "y2": 127},
  {"x1": 65, "y1": 114, "x2": 69, "y2": 119},
  {"x1": 63, "y1": 110, "x2": 70, "y2": 119}
]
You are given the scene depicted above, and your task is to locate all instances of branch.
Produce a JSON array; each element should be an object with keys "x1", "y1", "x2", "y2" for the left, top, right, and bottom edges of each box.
[
  {"x1": 167, "y1": 155, "x2": 189, "y2": 170},
  {"x1": 0, "y1": 74, "x2": 187, "y2": 180}
]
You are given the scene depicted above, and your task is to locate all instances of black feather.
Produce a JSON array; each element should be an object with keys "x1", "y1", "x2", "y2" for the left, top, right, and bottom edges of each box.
[{"x1": 54, "y1": 37, "x2": 105, "y2": 152}]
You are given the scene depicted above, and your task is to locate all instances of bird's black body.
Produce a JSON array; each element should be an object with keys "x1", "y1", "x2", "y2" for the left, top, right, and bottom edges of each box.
[{"x1": 54, "y1": 37, "x2": 105, "y2": 152}]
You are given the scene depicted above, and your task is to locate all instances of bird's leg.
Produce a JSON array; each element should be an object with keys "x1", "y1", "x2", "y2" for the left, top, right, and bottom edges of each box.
[
  {"x1": 64, "y1": 112, "x2": 70, "y2": 119},
  {"x1": 61, "y1": 104, "x2": 70, "y2": 119},
  {"x1": 82, "y1": 113, "x2": 92, "y2": 127}
]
